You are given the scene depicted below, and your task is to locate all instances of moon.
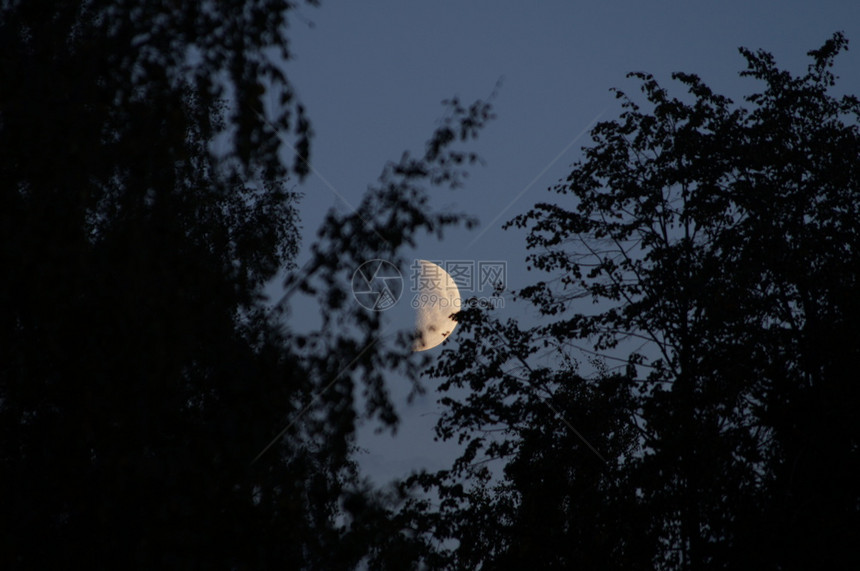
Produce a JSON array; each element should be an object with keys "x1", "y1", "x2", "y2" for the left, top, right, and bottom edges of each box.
[{"x1": 412, "y1": 260, "x2": 461, "y2": 351}]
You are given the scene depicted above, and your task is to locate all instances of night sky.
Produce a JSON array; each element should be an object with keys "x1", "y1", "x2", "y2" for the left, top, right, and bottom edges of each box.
[{"x1": 268, "y1": 0, "x2": 860, "y2": 484}]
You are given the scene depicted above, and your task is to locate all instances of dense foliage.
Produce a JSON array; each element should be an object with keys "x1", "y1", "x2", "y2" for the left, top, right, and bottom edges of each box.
[
  {"x1": 4, "y1": 2, "x2": 858, "y2": 567},
  {"x1": 0, "y1": 1, "x2": 490, "y2": 567},
  {"x1": 410, "y1": 33, "x2": 860, "y2": 569}
]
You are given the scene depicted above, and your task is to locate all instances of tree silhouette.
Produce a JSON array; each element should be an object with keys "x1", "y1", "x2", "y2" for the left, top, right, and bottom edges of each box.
[
  {"x1": 0, "y1": 1, "x2": 493, "y2": 568},
  {"x1": 410, "y1": 33, "x2": 860, "y2": 569}
]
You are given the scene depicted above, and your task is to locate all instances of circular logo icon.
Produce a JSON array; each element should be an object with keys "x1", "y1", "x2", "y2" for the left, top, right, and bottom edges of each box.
[{"x1": 351, "y1": 259, "x2": 403, "y2": 311}]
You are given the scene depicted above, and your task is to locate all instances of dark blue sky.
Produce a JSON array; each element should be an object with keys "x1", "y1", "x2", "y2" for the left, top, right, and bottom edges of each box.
[{"x1": 273, "y1": 0, "x2": 860, "y2": 484}]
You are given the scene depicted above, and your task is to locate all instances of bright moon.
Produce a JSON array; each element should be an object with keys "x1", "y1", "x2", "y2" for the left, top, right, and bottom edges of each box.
[{"x1": 412, "y1": 260, "x2": 461, "y2": 351}]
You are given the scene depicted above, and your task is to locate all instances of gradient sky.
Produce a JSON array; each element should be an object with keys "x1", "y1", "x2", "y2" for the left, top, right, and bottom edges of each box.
[{"x1": 272, "y1": 0, "x2": 860, "y2": 485}]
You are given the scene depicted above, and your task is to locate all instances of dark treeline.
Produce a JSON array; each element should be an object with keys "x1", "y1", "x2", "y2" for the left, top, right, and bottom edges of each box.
[
  {"x1": 2, "y1": 1, "x2": 859, "y2": 569},
  {"x1": 408, "y1": 32, "x2": 860, "y2": 570},
  {"x1": 0, "y1": 0, "x2": 487, "y2": 567}
]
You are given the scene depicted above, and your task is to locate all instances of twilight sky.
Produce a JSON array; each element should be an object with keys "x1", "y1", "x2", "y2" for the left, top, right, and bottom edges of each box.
[{"x1": 271, "y1": 0, "x2": 860, "y2": 485}]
